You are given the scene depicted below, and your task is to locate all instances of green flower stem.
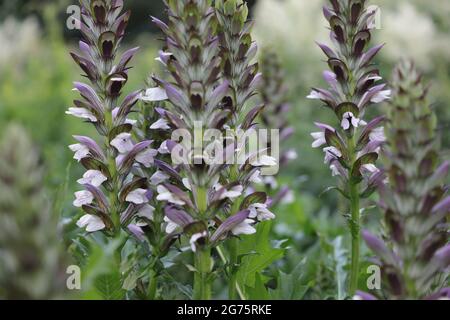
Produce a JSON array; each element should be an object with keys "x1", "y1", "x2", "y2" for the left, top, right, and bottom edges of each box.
[
  {"x1": 347, "y1": 134, "x2": 360, "y2": 296},
  {"x1": 147, "y1": 268, "x2": 158, "y2": 300},
  {"x1": 193, "y1": 248, "x2": 212, "y2": 300},
  {"x1": 227, "y1": 192, "x2": 243, "y2": 300},
  {"x1": 349, "y1": 180, "x2": 360, "y2": 295},
  {"x1": 216, "y1": 246, "x2": 246, "y2": 300},
  {"x1": 193, "y1": 187, "x2": 212, "y2": 300},
  {"x1": 228, "y1": 237, "x2": 239, "y2": 300}
]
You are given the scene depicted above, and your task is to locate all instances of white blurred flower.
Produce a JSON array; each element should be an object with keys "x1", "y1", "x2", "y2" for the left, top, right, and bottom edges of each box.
[
  {"x1": 253, "y1": 0, "x2": 328, "y2": 83},
  {"x1": 0, "y1": 17, "x2": 41, "y2": 69},
  {"x1": 373, "y1": 1, "x2": 448, "y2": 70}
]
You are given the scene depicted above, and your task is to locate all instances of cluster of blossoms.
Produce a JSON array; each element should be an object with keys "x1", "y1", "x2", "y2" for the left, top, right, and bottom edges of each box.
[
  {"x1": 359, "y1": 61, "x2": 450, "y2": 300},
  {"x1": 308, "y1": 0, "x2": 391, "y2": 294},
  {"x1": 258, "y1": 50, "x2": 296, "y2": 205},
  {"x1": 68, "y1": 0, "x2": 157, "y2": 237},
  {"x1": 147, "y1": 0, "x2": 277, "y2": 299}
]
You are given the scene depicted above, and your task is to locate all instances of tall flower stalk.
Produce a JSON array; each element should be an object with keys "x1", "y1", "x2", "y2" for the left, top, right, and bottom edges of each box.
[
  {"x1": 308, "y1": 0, "x2": 390, "y2": 295},
  {"x1": 150, "y1": 0, "x2": 276, "y2": 300},
  {"x1": 215, "y1": 0, "x2": 277, "y2": 299},
  {"x1": 68, "y1": 0, "x2": 156, "y2": 275},
  {"x1": 360, "y1": 61, "x2": 450, "y2": 300}
]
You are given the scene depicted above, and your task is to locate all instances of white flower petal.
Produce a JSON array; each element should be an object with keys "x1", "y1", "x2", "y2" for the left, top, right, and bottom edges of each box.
[
  {"x1": 141, "y1": 87, "x2": 168, "y2": 102},
  {"x1": 69, "y1": 143, "x2": 89, "y2": 161},
  {"x1": 126, "y1": 188, "x2": 148, "y2": 205},
  {"x1": 76, "y1": 214, "x2": 105, "y2": 232},
  {"x1": 232, "y1": 219, "x2": 257, "y2": 236},
  {"x1": 150, "y1": 118, "x2": 170, "y2": 130},
  {"x1": 136, "y1": 148, "x2": 158, "y2": 168},
  {"x1": 371, "y1": 90, "x2": 391, "y2": 103},
  {"x1": 189, "y1": 231, "x2": 208, "y2": 252},
  {"x1": 249, "y1": 203, "x2": 275, "y2": 221},
  {"x1": 249, "y1": 170, "x2": 262, "y2": 184},
  {"x1": 220, "y1": 185, "x2": 243, "y2": 200},
  {"x1": 156, "y1": 185, "x2": 186, "y2": 206},
  {"x1": 77, "y1": 170, "x2": 107, "y2": 187},
  {"x1": 66, "y1": 107, "x2": 97, "y2": 122},
  {"x1": 311, "y1": 131, "x2": 326, "y2": 148},
  {"x1": 158, "y1": 140, "x2": 170, "y2": 154},
  {"x1": 73, "y1": 190, "x2": 94, "y2": 207},
  {"x1": 164, "y1": 216, "x2": 179, "y2": 234},
  {"x1": 250, "y1": 155, "x2": 278, "y2": 167},
  {"x1": 150, "y1": 170, "x2": 170, "y2": 186},
  {"x1": 137, "y1": 204, "x2": 155, "y2": 221},
  {"x1": 182, "y1": 178, "x2": 192, "y2": 191},
  {"x1": 110, "y1": 133, "x2": 134, "y2": 154}
]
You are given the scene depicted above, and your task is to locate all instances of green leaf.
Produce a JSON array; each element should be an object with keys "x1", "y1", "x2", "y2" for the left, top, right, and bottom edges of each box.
[
  {"x1": 236, "y1": 221, "x2": 285, "y2": 290},
  {"x1": 246, "y1": 273, "x2": 270, "y2": 300},
  {"x1": 270, "y1": 271, "x2": 310, "y2": 300},
  {"x1": 94, "y1": 272, "x2": 126, "y2": 300},
  {"x1": 331, "y1": 237, "x2": 348, "y2": 300}
]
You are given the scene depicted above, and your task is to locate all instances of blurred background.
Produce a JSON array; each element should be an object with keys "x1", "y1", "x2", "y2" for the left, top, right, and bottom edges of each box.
[{"x1": 0, "y1": 0, "x2": 449, "y2": 299}]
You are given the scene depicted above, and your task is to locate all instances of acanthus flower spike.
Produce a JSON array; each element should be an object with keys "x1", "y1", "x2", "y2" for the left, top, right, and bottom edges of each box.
[
  {"x1": 146, "y1": 0, "x2": 277, "y2": 300},
  {"x1": 308, "y1": 0, "x2": 389, "y2": 296},
  {"x1": 67, "y1": 1, "x2": 157, "y2": 239},
  {"x1": 360, "y1": 61, "x2": 450, "y2": 300}
]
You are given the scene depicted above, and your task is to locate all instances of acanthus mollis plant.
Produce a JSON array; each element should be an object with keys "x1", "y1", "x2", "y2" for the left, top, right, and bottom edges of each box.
[
  {"x1": 258, "y1": 49, "x2": 297, "y2": 206},
  {"x1": 307, "y1": 0, "x2": 391, "y2": 295},
  {"x1": 358, "y1": 61, "x2": 450, "y2": 300},
  {"x1": 214, "y1": 0, "x2": 279, "y2": 299},
  {"x1": 149, "y1": 0, "x2": 277, "y2": 300},
  {"x1": 0, "y1": 124, "x2": 68, "y2": 299},
  {"x1": 68, "y1": 0, "x2": 158, "y2": 282},
  {"x1": 120, "y1": 80, "x2": 178, "y2": 300}
]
